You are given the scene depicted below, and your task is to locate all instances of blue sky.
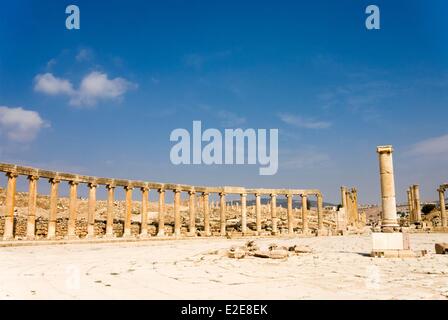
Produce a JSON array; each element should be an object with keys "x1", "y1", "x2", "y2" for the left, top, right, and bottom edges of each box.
[{"x1": 0, "y1": 0, "x2": 447, "y2": 204}]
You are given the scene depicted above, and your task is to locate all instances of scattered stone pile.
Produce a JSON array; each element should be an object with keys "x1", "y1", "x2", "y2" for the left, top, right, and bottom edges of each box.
[{"x1": 227, "y1": 240, "x2": 312, "y2": 260}]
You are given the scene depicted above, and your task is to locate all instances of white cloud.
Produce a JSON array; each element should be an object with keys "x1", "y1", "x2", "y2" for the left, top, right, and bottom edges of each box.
[
  {"x1": 408, "y1": 134, "x2": 448, "y2": 157},
  {"x1": 34, "y1": 72, "x2": 137, "y2": 107},
  {"x1": 34, "y1": 73, "x2": 75, "y2": 95},
  {"x1": 0, "y1": 106, "x2": 49, "y2": 142},
  {"x1": 278, "y1": 113, "x2": 331, "y2": 129}
]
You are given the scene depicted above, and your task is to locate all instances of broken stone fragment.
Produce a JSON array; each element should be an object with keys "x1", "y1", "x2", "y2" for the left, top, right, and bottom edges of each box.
[
  {"x1": 253, "y1": 250, "x2": 271, "y2": 258},
  {"x1": 228, "y1": 248, "x2": 246, "y2": 259},
  {"x1": 269, "y1": 249, "x2": 289, "y2": 259},
  {"x1": 435, "y1": 243, "x2": 448, "y2": 254},
  {"x1": 288, "y1": 245, "x2": 312, "y2": 254}
]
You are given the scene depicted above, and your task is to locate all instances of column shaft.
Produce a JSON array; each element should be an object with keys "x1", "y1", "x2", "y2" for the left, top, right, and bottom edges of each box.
[
  {"x1": 188, "y1": 191, "x2": 196, "y2": 235},
  {"x1": 287, "y1": 195, "x2": 293, "y2": 234},
  {"x1": 47, "y1": 179, "x2": 59, "y2": 239},
  {"x1": 3, "y1": 173, "x2": 18, "y2": 240},
  {"x1": 123, "y1": 186, "x2": 133, "y2": 237},
  {"x1": 106, "y1": 185, "x2": 115, "y2": 237},
  {"x1": 270, "y1": 194, "x2": 277, "y2": 235},
  {"x1": 255, "y1": 194, "x2": 261, "y2": 235},
  {"x1": 157, "y1": 189, "x2": 166, "y2": 236},
  {"x1": 140, "y1": 187, "x2": 149, "y2": 237},
  {"x1": 439, "y1": 189, "x2": 447, "y2": 228},
  {"x1": 67, "y1": 181, "x2": 78, "y2": 239},
  {"x1": 220, "y1": 193, "x2": 226, "y2": 236},
  {"x1": 241, "y1": 194, "x2": 247, "y2": 235},
  {"x1": 26, "y1": 176, "x2": 38, "y2": 240},
  {"x1": 174, "y1": 190, "x2": 181, "y2": 237},
  {"x1": 87, "y1": 183, "x2": 97, "y2": 238},
  {"x1": 302, "y1": 194, "x2": 308, "y2": 233},
  {"x1": 407, "y1": 189, "x2": 413, "y2": 224},
  {"x1": 317, "y1": 194, "x2": 324, "y2": 230},
  {"x1": 377, "y1": 145, "x2": 399, "y2": 230},
  {"x1": 202, "y1": 193, "x2": 210, "y2": 236},
  {"x1": 413, "y1": 185, "x2": 421, "y2": 222}
]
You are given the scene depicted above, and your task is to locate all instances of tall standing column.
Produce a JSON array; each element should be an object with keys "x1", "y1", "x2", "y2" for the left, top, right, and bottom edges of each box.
[
  {"x1": 105, "y1": 184, "x2": 115, "y2": 238},
  {"x1": 409, "y1": 187, "x2": 415, "y2": 223},
  {"x1": 3, "y1": 172, "x2": 18, "y2": 241},
  {"x1": 26, "y1": 175, "x2": 39, "y2": 240},
  {"x1": 240, "y1": 193, "x2": 247, "y2": 235},
  {"x1": 140, "y1": 187, "x2": 149, "y2": 237},
  {"x1": 340, "y1": 187, "x2": 347, "y2": 209},
  {"x1": 413, "y1": 184, "x2": 422, "y2": 222},
  {"x1": 67, "y1": 180, "x2": 78, "y2": 239},
  {"x1": 255, "y1": 193, "x2": 262, "y2": 235},
  {"x1": 219, "y1": 192, "x2": 226, "y2": 236},
  {"x1": 188, "y1": 191, "x2": 196, "y2": 236},
  {"x1": 123, "y1": 186, "x2": 133, "y2": 237},
  {"x1": 286, "y1": 194, "x2": 293, "y2": 234},
  {"x1": 202, "y1": 192, "x2": 210, "y2": 236},
  {"x1": 377, "y1": 145, "x2": 399, "y2": 231},
  {"x1": 157, "y1": 188, "x2": 166, "y2": 236},
  {"x1": 317, "y1": 194, "x2": 324, "y2": 230},
  {"x1": 438, "y1": 188, "x2": 447, "y2": 228},
  {"x1": 47, "y1": 178, "x2": 59, "y2": 239},
  {"x1": 270, "y1": 193, "x2": 278, "y2": 235},
  {"x1": 87, "y1": 183, "x2": 97, "y2": 238},
  {"x1": 407, "y1": 188, "x2": 413, "y2": 224},
  {"x1": 301, "y1": 194, "x2": 308, "y2": 233}
]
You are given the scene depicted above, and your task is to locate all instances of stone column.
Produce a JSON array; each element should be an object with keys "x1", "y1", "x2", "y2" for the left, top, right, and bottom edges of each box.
[
  {"x1": 87, "y1": 183, "x2": 97, "y2": 238},
  {"x1": 376, "y1": 145, "x2": 399, "y2": 231},
  {"x1": 413, "y1": 184, "x2": 422, "y2": 222},
  {"x1": 157, "y1": 189, "x2": 166, "y2": 236},
  {"x1": 407, "y1": 188, "x2": 413, "y2": 223},
  {"x1": 439, "y1": 188, "x2": 447, "y2": 228},
  {"x1": 409, "y1": 187, "x2": 415, "y2": 223},
  {"x1": 286, "y1": 194, "x2": 293, "y2": 234},
  {"x1": 47, "y1": 178, "x2": 59, "y2": 239},
  {"x1": 317, "y1": 194, "x2": 324, "y2": 230},
  {"x1": 123, "y1": 186, "x2": 133, "y2": 237},
  {"x1": 188, "y1": 191, "x2": 196, "y2": 236},
  {"x1": 202, "y1": 192, "x2": 211, "y2": 236},
  {"x1": 220, "y1": 192, "x2": 226, "y2": 236},
  {"x1": 67, "y1": 180, "x2": 78, "y2": 239},
  {"x1": 3, "y1": 172, "x2": 18, "y2": 241},
  {"x1": 105, "y1": 184, "x2": 115, "y2": 238},
  {"x1": 26, "y1": 175, "x2": 39, "y2": 240},
  {"x1": 140, "y1": 187, "x2": 149, "y2": 237},
  {"x1": 270, "y1": 193, "x2": 278, "y2": 235},
  {"x1": 340, "y1": 187, "x2": 347, "y2": 209},
  {"x1": 352, "y1": 188, "x2": 359, "y2": 224},
  {"x1": 301, "y1": 194, "x2": 308, "y2": 233},
  {"x1": 240, "y1": 193, "x2": 247, "y2": 235},
  {"x1": 174, "y1": 189, "x2": 181, "y2": 237}
]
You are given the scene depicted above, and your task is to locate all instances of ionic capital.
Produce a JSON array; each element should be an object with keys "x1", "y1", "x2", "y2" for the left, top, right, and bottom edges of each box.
[
  {"x1": 6, "y1": 172, "x2": 18, "y2": 179},
  {"x1": 49, "y1": 177, "x2": 60, "y2": 184},
  {"x1": 69, "y1": 180, "x2": 79, "y2": 186},
  {"x1": 28, "y1": 175, "x2": 39, "y2": 182},
  {"x1": 124, "y1": 185, "x2": 134, "y2": 191},
  {"x1": 376, "y1": 145, "x2": 393, "y2": 154}
]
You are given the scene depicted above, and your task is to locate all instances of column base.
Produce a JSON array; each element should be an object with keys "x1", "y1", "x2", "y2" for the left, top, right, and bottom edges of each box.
[
  {"x1": 25, "y1": 235, "x2": 36, "y2": 241},
  {"x1": 64, "y1": 235, "x2": 79, "y2": 240},
  {"x1": 2, "y1": 236, "x2": 14, "y2": 241},
  {"x1": 157, "y1": 231, "x2": 166, "y2": 237}
]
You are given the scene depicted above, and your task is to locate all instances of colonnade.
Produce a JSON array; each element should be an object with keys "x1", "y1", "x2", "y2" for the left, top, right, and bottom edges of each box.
[{"x1": 0, "y1": 163, "x2": 324, "y2": 241}]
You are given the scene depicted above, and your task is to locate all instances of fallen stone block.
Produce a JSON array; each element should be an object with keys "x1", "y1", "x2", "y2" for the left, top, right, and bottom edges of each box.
[
  {"x1": 435, "y1": 243, "x2": 448, "y2": 254},
  {"x1": 253, "y1": 250, "x2": 271, "y2": 258},
  {"x1": 269, "y1": 249, "x2": 289, "y2": 259}
]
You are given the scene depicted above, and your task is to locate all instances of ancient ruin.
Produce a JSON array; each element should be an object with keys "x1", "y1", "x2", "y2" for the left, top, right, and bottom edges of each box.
[{"x1": 0, "y1": 162, "x2": 333, "y2": 242}]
